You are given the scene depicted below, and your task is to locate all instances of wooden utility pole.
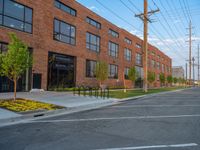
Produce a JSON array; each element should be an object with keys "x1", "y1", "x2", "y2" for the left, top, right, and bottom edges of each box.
[
  {"x1": 192, "y1": 57, "x2": 195, "y2": 86},
  {"x1": 188, "y1": 21, "x2": 192, "y2": 85},
  {"x1": 185, "y1": 62, "x2": 187, "y2": 81},
  {"x1": 198, "y1": 44, "x2": 199, "y2": 84},
  {"x1": 135, "y1": 0, "x2": 159, "y2": 92}
]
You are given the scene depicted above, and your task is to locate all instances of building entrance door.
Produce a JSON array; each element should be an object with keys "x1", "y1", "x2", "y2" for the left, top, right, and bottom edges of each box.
[{"x1": 48, "y1": 52, "x2": 75, "y2": 90}]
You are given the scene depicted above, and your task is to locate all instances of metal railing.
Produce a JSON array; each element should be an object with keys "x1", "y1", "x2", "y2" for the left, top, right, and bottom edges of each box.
[{"x1": 73, "y1": 86, "x2": 110, "y2": 99}]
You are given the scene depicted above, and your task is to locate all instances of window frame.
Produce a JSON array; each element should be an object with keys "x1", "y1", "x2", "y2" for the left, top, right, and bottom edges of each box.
[
  {"x1": 86, "y1": 17, "x2": 101, "y2": 29},
  {"x1": 124, "y1": 37, "x2": 132, "y2": 44},
  {"x1": 108, "y1": 64, "x2": 118, "y2": 79},
  {"x1": 136, "y1": 43, "x2": 142, "y2": 49},
  {"x1": 124, "y1": 48, "x2": 131, "y2": 61},
  {"x1": 54, "y1": 0, "x2": 76, "y2": 16},
  {"x1": 136, "y1": 53, "x2": 142, "y2": 66},
  {"x1": 124, "y1": 67, "x2": 130, "y2": 80},
  {"x1": 86, "y1": 32, "x2": 100, "y2": 53},
  {"x1": 53, "y1": 18, "x2": 76, "y2": 45},
  {"x1": 108, "y1": 29, "x2": 119, "y2": 38},
  {"x1": 0, "y1": 0, "x2": 33, "y2": 33},
  {"x1": 86, "y1": 59, "x2": 97, "y2": 78},
  {"x1": 108, "y1": 41, "x2": 119, "y2": 58}
]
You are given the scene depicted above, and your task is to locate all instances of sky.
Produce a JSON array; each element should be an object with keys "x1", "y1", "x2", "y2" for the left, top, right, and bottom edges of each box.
[{"x1": 77, "y1": 0, "x2": 200, "y2": 79}]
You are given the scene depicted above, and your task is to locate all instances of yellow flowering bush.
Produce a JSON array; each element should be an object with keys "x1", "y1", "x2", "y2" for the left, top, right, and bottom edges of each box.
[{"x1": 0, "y1": 99, "x2": 63, "y2": 112}]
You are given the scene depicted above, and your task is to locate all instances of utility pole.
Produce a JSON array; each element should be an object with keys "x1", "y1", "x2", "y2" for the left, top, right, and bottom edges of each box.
[
  {"x1": 198, "y1": 44, "x2": 199, "y2": 85},
  {"x1": 186, "y1": 21, "x2": 193, "y2": 85},
  {"x1": 135, "y1": 0, "x2": 159, "y2": 92},
  {"x1": 192, "y1": 57, "x2": 195, "y2": 86},
  {"x1": 185, "y1": 62, "x2": 187, "y2": 81}
]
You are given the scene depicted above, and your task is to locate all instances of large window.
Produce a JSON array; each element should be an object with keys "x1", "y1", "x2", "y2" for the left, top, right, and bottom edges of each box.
[
  {"x1": 54, "y1": 19, "x2": 76, "y2": 45},
  {"x1": 109, "y1": 41, "x2": 119, "y2": 58},
  {"x1": 48, "y1": 52, "x2": 75, "y2": 89},
  {"x1": 135, "y1": 66, "x2": 143, "y2": 79},
  {"x1": 124, "y1": 48, "x2": 131, "y2": 61},
  {"x1": 162, "y1": 64, "x2": 165, "y2": 72},
  {"x1": 109, "y1": 29, "x2": 119, "y2": 38},
  {"x1": 124, "y1": 67, "x2": 130, "y2": 79},
  {"x1": 124, "y1": 37, "x2": 132, "y2": 44},
  {"x1": 136, "y1": 43, "x2": 142, "y2": 49},
  {"x1": 54, "y1": 0, "x2": 76, "y2": 16},
  {"x1": 86, "y1": 17, "x2": 101, "y2": 29},
  {"x1": 151, "y1": 60, "x2": 155, "y2": 68},
  {"x1": 0, "y1": 0, "x2": 33, "y2": 33},
  {"x1": 157, "y1": 62, "x2": 160, "y2": 70},
  {"x1": 136, "y1": 53, "x2": 142, "y2": 65},
  {"x1": 86, "y1": 60, "x2": 97, "y2": 78},
  {"x1": 109, "y1": 64, "x2": 118, "y2": 79},
  {"x1": 86, "y1": 32, "x2": 100, "y2": 53}
]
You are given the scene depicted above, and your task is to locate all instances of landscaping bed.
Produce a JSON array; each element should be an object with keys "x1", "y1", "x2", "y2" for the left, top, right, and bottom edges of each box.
[
  {"x1": 109, "y1": 87, "x2": 186, "y2": 99},
  {"x1": 0, "y1": 99, "x2": 63, "y2": 113}
]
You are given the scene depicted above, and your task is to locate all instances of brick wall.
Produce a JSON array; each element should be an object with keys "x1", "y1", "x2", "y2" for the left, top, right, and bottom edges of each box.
[{"x1": 0, "y1": 0, "x2": 172, "y2": 90}]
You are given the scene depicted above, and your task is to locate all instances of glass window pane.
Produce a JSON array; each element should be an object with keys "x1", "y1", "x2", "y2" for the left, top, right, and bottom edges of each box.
[
  {"x1": 4, "y1": 0, "x2": 24, "y2": 20},
  {"x1": 4, "y1": 16, "x2": 24, "y2": 31},
  {"x1": 71, "y1": 26, "x2": 75, "y2": 37},
  {"x1": 61, "y1": 4, "x2": 70, "y2": 14},
  {"x1": 70, "y1": 38, "x2": 75, "y2": 45},
  {"x1": 54, "y1": 33, "x2": 60, "y2": 40},
  {"x1": 54, "y1": 0, "x2": 60, "y2": 8},
  {"x1": 25, "y1": 7, "x2": 32, "y2": 24},
  {"x1": 0, "y1": 0, "x2": 3, "y2": 14},
  {"x1": 86, "y1": 43, "x2": 90, "y2": 49},
  {"x1": 71, "y1": 10, "x2": 76, "y2": 16},
  {"x1": 54, "y1": 19, "x2": 59, "y2": 32},
  {"x1": 60, "y1": 22, "x2": 67, "y2": 35},
  {"x1": 24, "y1": 23, "x2": 32, "y2": 33},
  {"x1": 86, "y1": 33, "x2": 89, "y2": 43},
  {"x1": 91, "y1": 35, "x2": 96, "y2": 44}
]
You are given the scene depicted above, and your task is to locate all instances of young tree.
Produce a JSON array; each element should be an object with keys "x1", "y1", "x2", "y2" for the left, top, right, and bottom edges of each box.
[
  {"x1": 147, "y1": 71, "x2": 156, "y2": 87},
  {"x1": 173, "y1": 77, "x2": 178, "y2": 85},
  {"x1": 167, "y1": 75, "x2": 173, "y2": 86},
  {"x1": 0, "y1": 33, "x2": 32, "y2": 100},
  {"x1": 95, "y1": 61, "x2": 108, "y2": 87},
  {"x1": 128, "y1": 67, "x2": 137, "y2": 83},
  {"x1": 123, "y1": 67, "x2": 137, "y2": 92},
  {"x1": 159, "y1": 73, "x2": 165, "y2": 86}
]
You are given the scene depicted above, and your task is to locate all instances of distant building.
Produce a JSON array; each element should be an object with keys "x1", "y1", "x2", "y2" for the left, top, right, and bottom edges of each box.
[{"x1": 172, "y1": 66, "x2": 184, "y2": 79}]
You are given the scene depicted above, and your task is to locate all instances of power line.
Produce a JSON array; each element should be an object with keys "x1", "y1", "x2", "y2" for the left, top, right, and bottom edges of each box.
[
  {"x1": 95, "y1": 0, "x2": 142, "y2": 33},
  {"x1": 119, "y1": 0, "x2": 185, "y2": 61},
  {"x1": 155, "y1": 0, "x2": 186, "y2": 50},
  {"x1": 149, "y1": 0, "x2": 186, "y2": 58}
]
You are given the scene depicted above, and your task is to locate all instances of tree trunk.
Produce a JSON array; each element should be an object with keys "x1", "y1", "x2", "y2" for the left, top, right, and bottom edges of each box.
[{"x1": 14, "y1": 79, "x2": 17, "y2": 101}]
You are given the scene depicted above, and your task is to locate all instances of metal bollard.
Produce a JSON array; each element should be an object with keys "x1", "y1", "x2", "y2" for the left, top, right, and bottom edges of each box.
[
  {"x1": 107, "y1": 87, "x2": 109, "y2": 98},
  {"x1": 79, "y1": 86, "x2": 81, "y2": 96}
]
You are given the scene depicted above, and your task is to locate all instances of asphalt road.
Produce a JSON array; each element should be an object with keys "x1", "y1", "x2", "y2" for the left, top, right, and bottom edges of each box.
[{"x1": 0, "y1": 88, "x2": 200, "y2": 150}]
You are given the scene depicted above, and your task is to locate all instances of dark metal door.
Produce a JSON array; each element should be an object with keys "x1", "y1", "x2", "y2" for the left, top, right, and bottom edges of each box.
[{"x1": 33, "y1": 73, "x2": 42, "y2": 89}]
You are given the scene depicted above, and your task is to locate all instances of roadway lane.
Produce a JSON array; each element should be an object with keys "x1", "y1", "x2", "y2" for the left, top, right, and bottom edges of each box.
[{"x1": 0, "y1": 88, "x2": 200, "y2": 150}]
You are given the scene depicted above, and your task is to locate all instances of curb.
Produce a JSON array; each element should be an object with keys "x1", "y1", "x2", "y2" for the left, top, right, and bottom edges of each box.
[
  {"x1": 0, "y1": 100, "x2": 119, "y2": 127},
  {"x1": 117, "y1": 88, "x2": 190, "y2": 102}
]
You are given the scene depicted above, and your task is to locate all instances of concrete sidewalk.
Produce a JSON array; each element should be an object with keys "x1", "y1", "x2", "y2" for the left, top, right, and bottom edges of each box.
[{"x1": 0, "y1": 91, "x2": 118, "y2": 121}]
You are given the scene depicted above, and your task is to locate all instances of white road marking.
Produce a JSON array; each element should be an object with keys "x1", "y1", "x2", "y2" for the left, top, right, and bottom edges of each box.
[
  {"x1": 95, "y1": 143, "x2": 198, "y2": 150},
  {"x1": 32, "y1": 114, "x2": 200, "y2": 123},
  {"x1": 112, "y1": 105, "x2": 200, "y2": 108}
]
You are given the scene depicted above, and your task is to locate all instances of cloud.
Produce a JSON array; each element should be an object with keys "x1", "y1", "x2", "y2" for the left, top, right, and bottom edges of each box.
[{"x1": 88, "y1": 6, "x2": 100, "y2": 12}]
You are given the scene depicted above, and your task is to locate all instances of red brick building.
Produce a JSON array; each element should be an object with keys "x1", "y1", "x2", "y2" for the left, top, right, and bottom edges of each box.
[{"x1": 0, "y1": 0, "x2": 172, "y2": 92}]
